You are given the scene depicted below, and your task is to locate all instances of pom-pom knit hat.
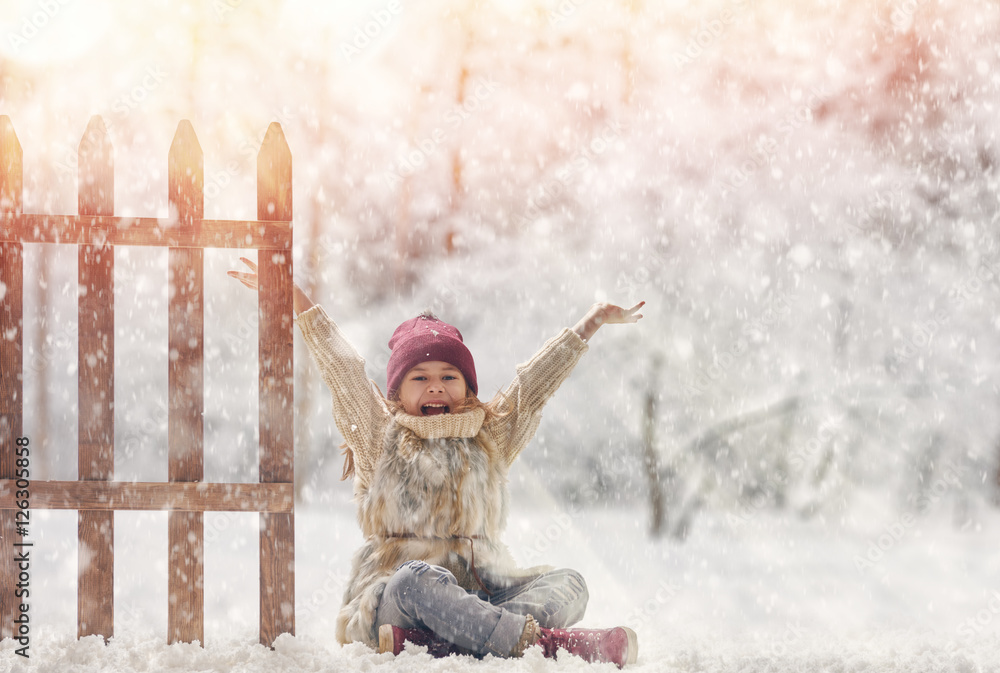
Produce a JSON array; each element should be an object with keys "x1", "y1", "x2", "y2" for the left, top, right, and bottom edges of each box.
[{"x1": 386, "y1": 312, "x2": 478, "y2": 399}]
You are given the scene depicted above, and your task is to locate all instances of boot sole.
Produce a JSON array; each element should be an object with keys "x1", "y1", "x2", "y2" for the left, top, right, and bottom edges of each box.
[
  {"x1": 621, "y1": 626, "x2": 638, "y2": 667},
  {"x1": 377, "y1": 623, "x2": 396, "y2": 655}
]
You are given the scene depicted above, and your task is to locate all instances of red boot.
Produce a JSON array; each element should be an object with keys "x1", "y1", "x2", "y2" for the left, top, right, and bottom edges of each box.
[
  {"x1": 535, "y1": 624, "x2": 639, "y2": 668},
  {"x1": 377, "y1": 624, "x2": 474, "y2": 658}
]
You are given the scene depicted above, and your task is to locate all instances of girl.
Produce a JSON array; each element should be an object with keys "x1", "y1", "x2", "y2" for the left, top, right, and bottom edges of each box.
[{"x1": 230, "y1": 258, "x2": 644, "y2": 667}]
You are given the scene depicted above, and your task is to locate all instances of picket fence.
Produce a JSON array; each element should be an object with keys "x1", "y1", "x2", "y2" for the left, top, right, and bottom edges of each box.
[{"x1": 0, "y1": 115, "x2": 295, "y2": 647}]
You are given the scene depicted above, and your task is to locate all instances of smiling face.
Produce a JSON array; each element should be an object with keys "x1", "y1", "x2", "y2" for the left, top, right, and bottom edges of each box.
[{"x1": 396, "y1": 361, "x2": 469, "y2": 416}]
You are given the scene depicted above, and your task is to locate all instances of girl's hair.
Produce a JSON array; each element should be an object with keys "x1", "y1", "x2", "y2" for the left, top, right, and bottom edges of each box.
[{"x1": 339, "y1": 388, "x2": 508, "y2": 481}]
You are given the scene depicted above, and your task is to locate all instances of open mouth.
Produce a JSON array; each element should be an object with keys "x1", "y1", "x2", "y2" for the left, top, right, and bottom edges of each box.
[{"x1": 421, "y1": 403, "x2": 450, "y2": 416}]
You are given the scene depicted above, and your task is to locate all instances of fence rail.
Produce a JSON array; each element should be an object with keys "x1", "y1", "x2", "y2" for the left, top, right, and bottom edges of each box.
[{"x1": 0, "y1": 114, "x2": 295, "y2": 647}]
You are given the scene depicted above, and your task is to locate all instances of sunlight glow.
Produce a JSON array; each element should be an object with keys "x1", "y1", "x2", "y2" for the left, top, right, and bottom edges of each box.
[{"x1": 1, "y1": 0, "x2": 114, "y2": 65}]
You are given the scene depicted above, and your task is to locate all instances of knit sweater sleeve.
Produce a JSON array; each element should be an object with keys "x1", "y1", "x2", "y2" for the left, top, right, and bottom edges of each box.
[
  {"x1": 486, "y1": 328, "x2": 589, "y2": 466},
  {"x1": 295, "y1": 305, "x2": 388, "y2": 486}
]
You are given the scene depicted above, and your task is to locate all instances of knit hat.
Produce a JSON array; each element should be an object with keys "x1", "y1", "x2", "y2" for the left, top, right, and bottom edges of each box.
[{"x1": 386, "y1": 312, "x2": 478, "y2": 399}]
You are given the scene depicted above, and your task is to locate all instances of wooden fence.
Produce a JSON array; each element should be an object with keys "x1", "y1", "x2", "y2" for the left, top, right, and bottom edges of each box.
[{"x1": 0, "y1": 115, "x2": 295, "y2": 647}]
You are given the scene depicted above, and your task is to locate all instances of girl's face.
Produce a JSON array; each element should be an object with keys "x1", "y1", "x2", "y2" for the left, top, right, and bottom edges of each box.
[{"x1": 397, "y1": 361, "x2": 468, "y2": 416}]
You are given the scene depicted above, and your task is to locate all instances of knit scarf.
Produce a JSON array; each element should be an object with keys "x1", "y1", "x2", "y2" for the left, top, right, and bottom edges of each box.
[{"x1": 393, "y1": 407, "x2": 486, "y2": 439}]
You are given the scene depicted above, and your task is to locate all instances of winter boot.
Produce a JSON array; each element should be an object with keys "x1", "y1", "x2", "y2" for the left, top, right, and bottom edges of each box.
[
  {"x1": 517, "y1": 615, "x2": 639, "y2": 668},
  {"x1": 377, "y1": 623, "x2": 475, "y2": 658}
]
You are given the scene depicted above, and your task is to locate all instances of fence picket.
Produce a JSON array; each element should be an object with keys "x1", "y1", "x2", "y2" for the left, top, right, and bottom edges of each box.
[
  {"x1": 0, "y1": 115, "x2": 24, "y2": 642},
  {"x1": 77, "y1": 115, "x2": 116, "y2": 640},
  {"x1": 167, "y1": 120, "x2": 206, "y2": 645},
  {"x1": 257, "y1": 122, "x2": 295, "y2": 646}
]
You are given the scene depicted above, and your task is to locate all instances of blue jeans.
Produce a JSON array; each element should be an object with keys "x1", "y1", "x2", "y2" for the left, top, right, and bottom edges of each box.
[{"x1": 374, "y1": 560, "x2": 589, "y2": 657}]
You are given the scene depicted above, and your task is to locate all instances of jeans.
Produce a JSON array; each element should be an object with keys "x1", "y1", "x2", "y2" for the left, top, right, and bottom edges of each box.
[{"x1": 374, "y1": 560, "x2": 589, "y2": 657}]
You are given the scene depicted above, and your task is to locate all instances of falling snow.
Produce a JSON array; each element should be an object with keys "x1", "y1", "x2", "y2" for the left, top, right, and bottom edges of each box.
[{"x1": 3, "y1": 0, "x2": 1000, "y2": 671}]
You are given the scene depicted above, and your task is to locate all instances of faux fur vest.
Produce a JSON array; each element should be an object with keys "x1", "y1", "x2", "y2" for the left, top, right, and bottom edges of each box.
[{"x1": 336, "y1": 410, "x2": 543, "y2": 646}]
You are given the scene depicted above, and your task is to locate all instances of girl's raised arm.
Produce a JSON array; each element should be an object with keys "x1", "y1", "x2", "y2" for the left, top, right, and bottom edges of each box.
[
  {"x1": 228, "y1": 256, "x2": 388, "y2": 486},
  {"x1": 488, "y1": 300, "x2": 646, "y2": 465}
]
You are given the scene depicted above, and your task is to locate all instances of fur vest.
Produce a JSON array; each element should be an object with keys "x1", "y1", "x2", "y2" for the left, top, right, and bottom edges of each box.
[{"x1": 335, "y1": 409, "x2": 544, "y2": 646}]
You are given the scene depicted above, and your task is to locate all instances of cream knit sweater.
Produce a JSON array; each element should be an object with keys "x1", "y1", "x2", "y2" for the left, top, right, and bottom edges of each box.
[{"x1": 295, "y1": 305, "x2": 590, "y2": 489}]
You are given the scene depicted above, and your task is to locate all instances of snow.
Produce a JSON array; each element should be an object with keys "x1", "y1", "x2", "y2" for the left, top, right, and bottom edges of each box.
[
  {"x1": 4, "y1": 497, "x2": 1000, "y2": 672},
  {"x1": 4, "y1": 0, "x2": 1000, "y2": 670}
]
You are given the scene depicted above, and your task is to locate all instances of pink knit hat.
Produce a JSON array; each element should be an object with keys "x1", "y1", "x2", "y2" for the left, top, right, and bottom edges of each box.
[{"x1": 386, "y1": 312, "x2": 478, "y2": 399}]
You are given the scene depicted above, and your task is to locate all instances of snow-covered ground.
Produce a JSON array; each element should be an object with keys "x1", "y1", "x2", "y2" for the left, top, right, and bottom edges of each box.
[
  {"x1": 4, "y1": 0, "x2": 1000, "y2": 670},
  {"x1": 4, "y1": 473, "x2": 999, "y2": 672}
]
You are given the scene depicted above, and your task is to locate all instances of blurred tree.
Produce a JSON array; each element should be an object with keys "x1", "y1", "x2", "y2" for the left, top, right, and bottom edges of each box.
[{"x1": 642, "y1": 354, "x2": 665, "y2": 536}]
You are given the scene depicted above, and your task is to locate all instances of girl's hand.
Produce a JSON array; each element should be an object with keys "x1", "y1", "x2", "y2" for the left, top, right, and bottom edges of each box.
[
  {"x1": 572, "y1": 301, "x2": 645, "y2": 341},
  {"x1": 227, "y1": 256, "x2": 260, "y2": 291},
  {"x1": 227, "y1": 256, "x2": 316, "y2": 316}
]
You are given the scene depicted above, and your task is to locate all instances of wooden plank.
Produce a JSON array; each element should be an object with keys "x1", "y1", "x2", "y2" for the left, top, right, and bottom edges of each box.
[
  {"x1": 0, "y1": 116, "x2": 21, "y2": 218},
  {"x1": 167, "y1": 120, "x2": 205, "y2": 645},
  {"x1": 168, "y1": 511, "x2": 203, "y2": 644},
  {"x1": 0, "y1": 510, "x2": 15, "y2": 643},
  {"x1": 0, "y1": 214, "x2": 292, "y2": 250},
  {"x1": 257, "y1": 123, "x2": 294, "y2": 488},
  {"x1": 0, "y1": 114, "x2": 24, "y2": 641},
  {"x1": 257, "y1": 122, "x2": 295, "y2": 646},
  {"x1": 77, "y1": 116, "x2": 116, "y2": 641},
  {"x1": 77, "y1": 513, "x2": 113, "y2": 638},
  {"x1": 0, "y1": 480, "x2": 294, "y2": 512},
  {"x1": 259, "y1": 513, "x2": 294, "y2": 646}
]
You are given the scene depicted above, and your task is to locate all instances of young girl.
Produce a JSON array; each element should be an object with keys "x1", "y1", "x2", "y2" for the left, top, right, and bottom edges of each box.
[{"x1": 230, "y1": 258, "x2": 644, "y2": 667}]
